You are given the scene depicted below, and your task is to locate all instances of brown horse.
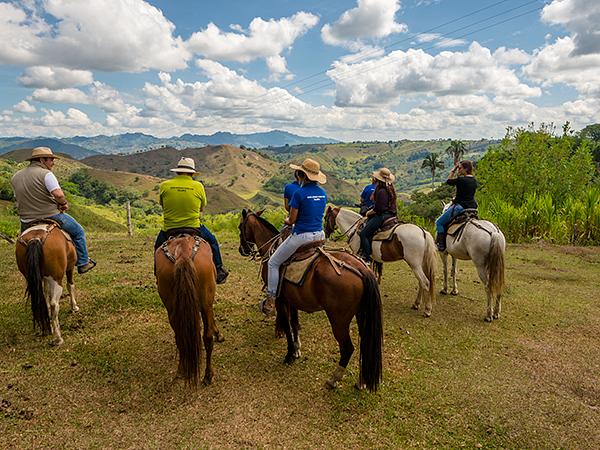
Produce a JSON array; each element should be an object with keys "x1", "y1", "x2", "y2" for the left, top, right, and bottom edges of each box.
[
  {"x1": 238, "y1": 209, "x2": 383, "y2": 391},
  {"x1": 155, "y1": 234, "x2": 222, "y2": 386},
  {"x1": 15, "y1": 222, "x2": 78, "y2": 346},
  {"x1": 324, "y1": 206, "x2": 437, "y2": 316}
]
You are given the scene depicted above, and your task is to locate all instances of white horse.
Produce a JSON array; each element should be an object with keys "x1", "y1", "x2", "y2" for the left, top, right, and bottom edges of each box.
[
  {"x1": 324, "y1": 206, "x2": 437, "y2": 316},
  {"x1": 439, "y1": 203, "x2": 506, "y2": 322}
]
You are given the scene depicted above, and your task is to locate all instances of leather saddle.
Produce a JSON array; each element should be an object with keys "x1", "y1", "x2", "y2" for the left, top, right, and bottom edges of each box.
[
  {"x1": 165, "y1": 227, "x2": 200, "y2": 239},
  {"x1": 447, "y1": 208, "x2": 479, "y2": 228},
  {"x1": 281, "y1": 240, "x2": 325, "y2": 286},
  {"x1": 356, "y1": 216, "x2": 400, "y2": 242},
  {"x1": 18, "y1": 219, "x2": 72, "y2": 245}
]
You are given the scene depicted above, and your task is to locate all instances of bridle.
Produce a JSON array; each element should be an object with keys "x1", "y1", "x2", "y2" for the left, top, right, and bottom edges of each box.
[
  {"x1": 239, "y1": 213, "x2": 283, "y2": 260},
  {"x1": 324, "y1": 208, "x2": 363, "y2": 243}
]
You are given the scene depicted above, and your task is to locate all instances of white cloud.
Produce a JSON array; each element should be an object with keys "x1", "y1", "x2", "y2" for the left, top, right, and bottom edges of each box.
[
  {"x1": 0, "y1": 0, "x2": 190, "y2": 72},
  {"x1": 18, "y1": 66, "x2": 93, "y2": 89},
  {"x1": 187, "y1": 11, "x2": 318, "y2": 80},
  {"x1": 14, "y1": 100, "x2": 36, "y2": 113},
  {"x1": 328, "y1": 42, "x2": 541, "y2": 107},
  {"x1": 321, "y1": 0, "x2": 407, "y2": 49},
  {"x1": 434, "y1": 38, "x2": 467, "y2": 49},
  {"x1": 32, "y1": 88, "x2": 89, "y2": 104},
  {"x1": 541, "y1": 0, "x2": 600, "y2": 56},
  {"x1": 41, "y1": 108, "x2": 92, "y2": 127},
  {"x1": 524, "y1": 36, "x2": 600, "y2": 97},
  {"x1": 493, "y1": 47, "x2": 531, "y2": 66}
]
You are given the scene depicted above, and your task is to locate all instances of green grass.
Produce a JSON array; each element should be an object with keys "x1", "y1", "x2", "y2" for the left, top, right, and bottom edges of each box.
[{"x1": 0, "y1": 234, "x2": 599, "y2": 448}]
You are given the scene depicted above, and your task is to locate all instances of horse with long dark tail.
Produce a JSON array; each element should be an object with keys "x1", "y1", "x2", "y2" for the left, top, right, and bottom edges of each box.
[
  {"x1": 155, "y1": 234, "x2": 222, "y2": 386},
  {"x1": 15, "y1": 222, "x2": 79, "y2": 346},
  {"x1": 239, "y1": 209, "x2": 383, "y2": 391}
]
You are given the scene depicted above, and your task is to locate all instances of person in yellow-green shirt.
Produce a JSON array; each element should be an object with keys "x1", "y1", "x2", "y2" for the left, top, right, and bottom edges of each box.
[{"x1": 153, "y1": 157, "x2": 229, "y2": 284}]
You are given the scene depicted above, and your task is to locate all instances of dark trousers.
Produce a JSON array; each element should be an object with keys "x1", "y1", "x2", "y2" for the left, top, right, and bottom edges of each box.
[
  {"x1": 359, "y1": 214, "x2": 394, "y2": 258},
  {"x1": 154, "y1": 225, "x2": 224, "y2": 268}
]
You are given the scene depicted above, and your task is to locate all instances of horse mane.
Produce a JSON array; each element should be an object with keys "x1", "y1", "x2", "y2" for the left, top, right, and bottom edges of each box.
[{"x1": 254, "y1": 214, "x2": 279, "y2": 235}]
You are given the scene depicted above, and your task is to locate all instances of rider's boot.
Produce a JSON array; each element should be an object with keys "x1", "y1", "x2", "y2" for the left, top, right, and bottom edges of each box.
[
  {"x1": 216, "y1": 266, "x2": 229, "y2": 284},
  {"x1": 259, "y1": 293, "x2": 276, "y2": 317},
  {"x1": 435, "y1": 232, "x2": 446, "y2": 252}
]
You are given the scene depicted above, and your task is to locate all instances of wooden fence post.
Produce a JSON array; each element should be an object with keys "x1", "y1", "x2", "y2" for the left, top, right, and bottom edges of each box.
[{"x1": 126, "y1": 201, "x2": 133, "y2": 237}]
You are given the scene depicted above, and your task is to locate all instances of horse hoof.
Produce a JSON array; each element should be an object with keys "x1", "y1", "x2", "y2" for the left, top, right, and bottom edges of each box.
[
  {"x1": 484, "y1": 316, "x2": 493, "y2": 323},
  {"x1": 423, "y1": 311, "x2": 432, "y2": 318},
  {"x1": 450, "y1": 291, "x2": 458, "y2": 296},
  {"x1": 203, "y1": 376, "x2": 213, "y2": 386},
  {"x1": 214, "y1": 332, "x2": 225, "y2": 343},
  {"x1": 325, "y1": 379, "x2": 337, "y2": 390},
  {"x1": 354, "y1": 382, "x2": 366, "y2": 391},
  {"x1": 439, "y1": 290, "x2": 448, "y2": 295},
  {"x1": 50, "y1": 338, "x2": 64, "y2": 346},
  {"x1": 284, "y1": 355, "x2": 296, "y2": 365},
  {"x1": 72, "y1": 306, "x2": 80, "y2": 313},
  {"x1": 293, "y1": 350, "x2": 302, "y2": 359},
  {"x1": 411, "y1": 304, "x2": 419, "y2": 310}
]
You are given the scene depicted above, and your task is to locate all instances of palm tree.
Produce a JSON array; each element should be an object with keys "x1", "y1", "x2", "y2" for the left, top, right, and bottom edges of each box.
[
  {"x1": 422, "y1": 152, "x2": 445, "y2": 190},
  {"x1": 445, "y1": 140, "x2": 467, "y2": 165}
]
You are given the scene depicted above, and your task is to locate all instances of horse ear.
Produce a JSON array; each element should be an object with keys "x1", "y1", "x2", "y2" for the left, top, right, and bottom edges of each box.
[
  {"x1": 326, "y1": 205, "x2": 331, "y2": 215},
  {"x1": 256, "y1": 209, "x2": 265, "y2": 216},
  {"x1": 242, "y1": 209, "x2": 247, "y2": 218}
]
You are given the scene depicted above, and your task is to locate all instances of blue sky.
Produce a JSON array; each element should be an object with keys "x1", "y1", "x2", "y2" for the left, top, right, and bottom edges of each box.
[{"x1": 0, "y1": 0, "x2": 598, "y2": 140}]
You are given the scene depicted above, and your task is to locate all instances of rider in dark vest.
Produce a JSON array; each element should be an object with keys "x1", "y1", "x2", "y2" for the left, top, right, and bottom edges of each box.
[
  {"x1": 435, "y1": 160, "x2": 478, "y2": 251},
  {"x1": 358, "y1": 168, "x2": 397, "y2": 264}
]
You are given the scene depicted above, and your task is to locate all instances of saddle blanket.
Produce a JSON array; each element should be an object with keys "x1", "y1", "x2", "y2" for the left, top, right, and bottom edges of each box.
[
  {"x1": 21, "y1": 223, "x2": 72, "y2": 242},
  {"x1": 372, "y1": 223, "x2": 401, "y2": 242},
  {"x1": 282, "y1": 251, "x2": 321, "y2": 285}
]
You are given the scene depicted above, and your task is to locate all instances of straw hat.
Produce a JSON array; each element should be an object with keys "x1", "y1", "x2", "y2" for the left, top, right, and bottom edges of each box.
[
  {"x1": 372, "y1": 167, "x2": 395, "y2": 184},
  {"x1": 26, "y1": 147, "x2": 59, "y2": 161},
  {"x1": 170, "y1": 157, "x2": 198, "y2": 174},
  {"x1": 289, "y1": 158, "x2": 327, "y2": 184}
]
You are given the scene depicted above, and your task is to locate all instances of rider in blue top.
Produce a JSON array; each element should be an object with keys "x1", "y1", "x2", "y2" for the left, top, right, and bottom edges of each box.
[
  {"x1": 261, "y1": 158, "x2": 327, "y2": 316},
  {"x1": 283, "y1": 175, "x2": 301, "y2": 212},
  {"x1": 359, "y1": 178, "x2": 377, "y2": 216}
]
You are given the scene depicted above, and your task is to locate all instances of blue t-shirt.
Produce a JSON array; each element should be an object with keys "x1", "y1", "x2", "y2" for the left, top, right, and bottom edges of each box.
[
  {"x1": 289, "y1": 182, "x2": 327, "y2": 234},
  {"x1": 284, "y1": 181, "x2": 301, "y2": 201},
  {"x1": 360, "y1": 182, "x2": 376, "y2": 208}
]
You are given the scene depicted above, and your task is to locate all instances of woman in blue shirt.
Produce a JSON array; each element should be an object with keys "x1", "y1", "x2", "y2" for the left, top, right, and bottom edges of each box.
[{"x1": 261, "y1": 158, "x2": 327, "y2": 316}]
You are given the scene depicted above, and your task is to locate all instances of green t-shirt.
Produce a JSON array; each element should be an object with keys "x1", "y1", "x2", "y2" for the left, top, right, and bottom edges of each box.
[{"x1": 159, "y1": 175, "x2": 207, "y2": 231}]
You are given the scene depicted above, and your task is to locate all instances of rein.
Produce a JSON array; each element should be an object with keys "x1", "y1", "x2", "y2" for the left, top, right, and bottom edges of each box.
[{"x1": 330, "y1": 215, "x2": 363, "y2": 243}]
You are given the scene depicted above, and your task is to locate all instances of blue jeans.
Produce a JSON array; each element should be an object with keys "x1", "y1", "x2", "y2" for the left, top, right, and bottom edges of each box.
[
  {"x1": 154, "y1": 225, "x2": 223, "y2": 269},
  {"x1": 435, "y1": 204, "x2": 464, "y2": 233},
  {"x1": 20, "y1": 213, "x2": 89, "y2": 267}
]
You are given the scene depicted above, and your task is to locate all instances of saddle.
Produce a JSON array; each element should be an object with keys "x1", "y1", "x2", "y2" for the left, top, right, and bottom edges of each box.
[
  {"x1": 280, "y1": 240, "x2": 325, "y2": 285},
  {"x1": 159, "y1": 233, "x2": 205, "y2": 263},
  {"x1": 447, "y1": 209, "x2": 479, "y2": 228},
  {"x1": 18, "y1": 219, "x2": 72, "y2": 246},
  {"x1": 355, "y1": 216, "x2": 400, "y2": 242}
]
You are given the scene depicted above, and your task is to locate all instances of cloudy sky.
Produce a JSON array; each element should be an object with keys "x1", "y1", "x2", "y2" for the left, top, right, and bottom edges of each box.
[{"x1": 0, "y1": 0, "x2": 598, "y2": 140}]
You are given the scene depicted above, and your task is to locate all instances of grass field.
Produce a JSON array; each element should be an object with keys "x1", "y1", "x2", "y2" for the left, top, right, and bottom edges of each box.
[{"x1": 1, "y1": 232, "x2": 599, "y2": 448}]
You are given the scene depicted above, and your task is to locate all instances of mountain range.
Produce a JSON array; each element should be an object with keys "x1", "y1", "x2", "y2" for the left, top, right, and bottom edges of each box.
[{"x1": 0, "y1": 130, "x2": 338, "y2": 158}]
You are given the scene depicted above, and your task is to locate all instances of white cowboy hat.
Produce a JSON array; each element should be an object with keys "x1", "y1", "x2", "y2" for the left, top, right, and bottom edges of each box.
[
  {"x1": 372, "y1": 167, "x2": 395, "y2": 184},
  {"x1": 289, "y1": 158, "x2": 327, "y2": 184},
  {"x1": 170, "y1": 157, "x2": 198, "y2": 174},
  {"x1": 26, "y1": 147, "x2": 60, "y2": 161}
]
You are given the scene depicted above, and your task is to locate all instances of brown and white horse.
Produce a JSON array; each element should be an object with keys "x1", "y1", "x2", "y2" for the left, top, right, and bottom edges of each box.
[
  {"x1": 155, "y1": 235, "x2": 222, "y2": 386},
  {"x1": 324, "y1": 206, "x2": 437, "y2": 317},
  {"x1": 238, "y1": 210, "x2": 383, "y2": 391},
  {"x1": 440, "y1": 203, "x2": 506, "y2": 322},
  {"x1": 15, "y1": 223, "x2": 78, "y2": 346}
]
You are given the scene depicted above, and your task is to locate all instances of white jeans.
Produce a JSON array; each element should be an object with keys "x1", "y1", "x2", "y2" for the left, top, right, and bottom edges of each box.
[{"x1": 267, "y1": 230, "x2": 325, "y2": 296}]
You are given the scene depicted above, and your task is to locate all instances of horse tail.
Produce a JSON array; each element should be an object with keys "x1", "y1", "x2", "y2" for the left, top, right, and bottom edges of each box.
[
  {"x1": 356, "y1": 269, "x2": 383, "y2": 392},
  {"x1": 25, "y1": 238, "x2": 51, "y2": 335},
  {"x1": 423, "y1": 232, "x2": 437, "y2": 302},
  {"x1": 172, "y1": 255, "x2": 202, "y2": 386},
  {"x1": 487, "y1": 232, "x2": 505, "y2": 299}
]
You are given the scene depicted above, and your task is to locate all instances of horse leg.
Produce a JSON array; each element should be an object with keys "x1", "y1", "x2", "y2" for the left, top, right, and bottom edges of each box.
[
  {"x1": 407, "y1": 262, "x2": 432, "y2": 317},
  {"x1": 474, "y1": 263, "x2": 493, "y2": 322},
  {"x1": 66, "y1": 270, "x2": 78, "y2": 313},
  {"x1": 325, "y1": 315, "x2": 354, "y2": 389},
  {"x1": 277, "y1": 301, "x2": 297, "y2": 365},
  {"x1": 450, "y1": 256, "x2": 459, "y2": 296},
  {"x1": 200, "y1": 302, "x2": 217, "y2": 385},
  {"x1": 494, "y1": 295, "x2": 502, "y2": 320},
  {"x1": 290, "y1": 306, "x2": 301, "y2": 359},
  {"x1": 45, "y1": 277, "x2": 64, "y2": 346},
  {"x1": 440, "y1": 252, "x2": 449, "y2": 295}
]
